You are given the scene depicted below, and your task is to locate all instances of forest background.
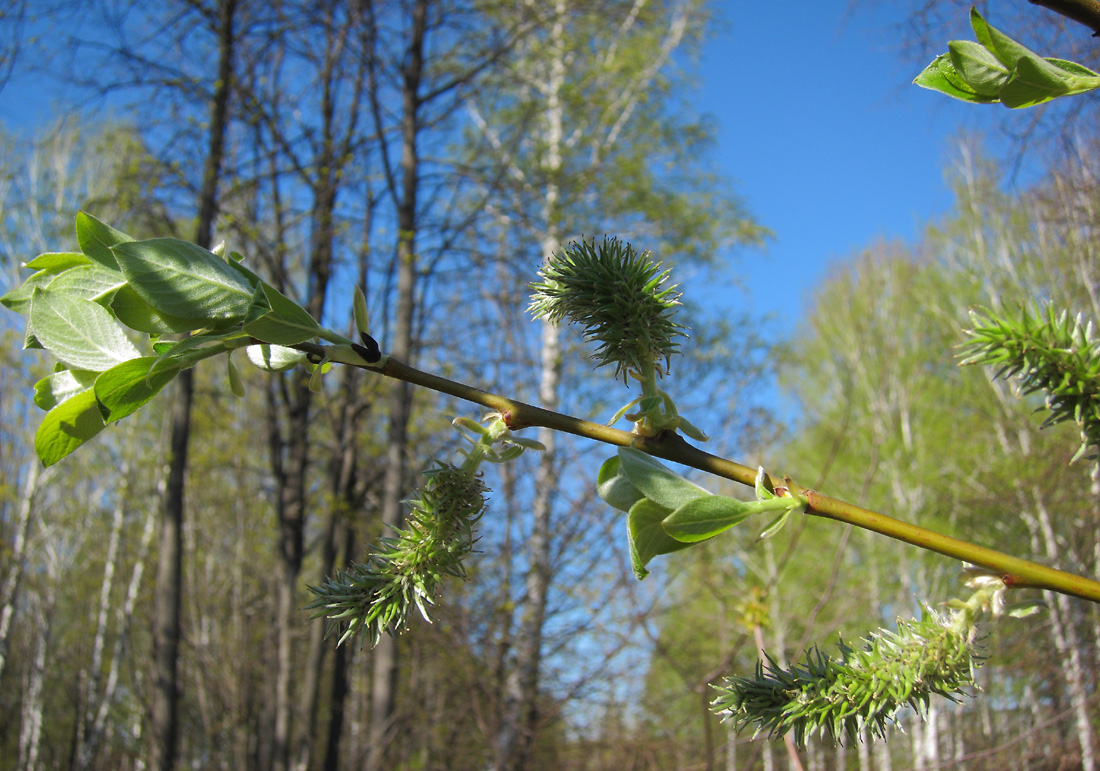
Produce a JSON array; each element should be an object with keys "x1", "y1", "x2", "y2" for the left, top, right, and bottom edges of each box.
[{"x1": 0, "y1": 1, "x2": 1098, "y2": 770}]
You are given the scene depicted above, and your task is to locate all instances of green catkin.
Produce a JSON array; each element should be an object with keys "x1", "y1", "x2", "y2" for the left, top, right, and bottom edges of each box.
[
  {"x1": 711, "y1": 605, "x2": 976, "y2": 746},
  {"x1": 306, "y1": 462, "x2": 488, "y2": 647},
  {"x1": 529, "y1": 236, "x2": 686, "y2": 382}
]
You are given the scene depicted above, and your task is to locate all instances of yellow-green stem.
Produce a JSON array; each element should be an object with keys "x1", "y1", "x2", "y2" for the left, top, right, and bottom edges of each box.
[{"x1": 294, "y1": 342, "x2": 1100, "y2": 605}]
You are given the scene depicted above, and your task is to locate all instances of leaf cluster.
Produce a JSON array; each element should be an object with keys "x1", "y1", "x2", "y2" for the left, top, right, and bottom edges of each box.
[
  {"x1": 711, "y1": 605, "x2": 976, "y2": 747},
  {"x1": 915, "y1": 8, "x2": 1100, "y2": 108},
  {"x1": 305, "y1": 462, "x2": 489, "y2": 647},
  {"x1": 0, "y1": 212, "x2": 372, "y2": 466},
  {"x1": 529, "y1": 236, "x2": 686, "y2": 383},
  {"x1": 960, "y1": 303, "x2": 1100, "y2": 463},
  {"x1": 597, "y1": 447, "x2": 802, "y2": 579}
]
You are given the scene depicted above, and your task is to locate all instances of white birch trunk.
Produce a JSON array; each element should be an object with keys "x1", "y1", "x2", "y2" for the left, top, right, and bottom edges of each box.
[
  {"x1": 0, "y1": 463, "x2": 45, "y2": 684},
  {"x1": 1029, "y1": 490, "x2": 1096, "y2": 771}
]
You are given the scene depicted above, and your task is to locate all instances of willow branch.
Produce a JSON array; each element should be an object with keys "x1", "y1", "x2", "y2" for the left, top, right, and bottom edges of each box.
[
  {"x1": 1029, "y1": 0, "x2": 1100, "y2": 36},
  {"x1": 300, "y1": 342, "x2": 1100, "y2": 604}
]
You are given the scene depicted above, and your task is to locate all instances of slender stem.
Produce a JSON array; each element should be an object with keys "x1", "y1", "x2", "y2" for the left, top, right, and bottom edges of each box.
[
  {"x1": 293, "y1": 342, "x2": 1100, "y2": 604},
  {"x1": 1029, "y1": 0, "x2": 1100, "y2": 36}
]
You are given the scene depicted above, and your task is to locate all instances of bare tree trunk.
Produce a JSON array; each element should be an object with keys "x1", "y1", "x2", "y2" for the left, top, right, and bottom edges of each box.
[
  {"x1": 0, "y1": 462, "x2": 44, "y2": 686},
  {"x1": 149, "y1": 370, "x2": 192, "y2": 771},
  {"x1": 17, "y1": 592, "x2": 51, "y2": 771},
  {"x1": 494, "y1": 4, "x2": 564, "y2": 766},
  {"x1": 74, "y1": 468, "x2": 130, "y2": 770},
  {"x1": 1029, "y1": 490, "x2": 1096, "y2": 771},
  {"x1": 149, "y1": 2, "x2": 236, "y2": 767},
  {"x1": 79, "y1": 501, "x2": 157, "y2": 770},
  {"x1": 367, "y1": 0, "x2": 427, "y2": 766}
]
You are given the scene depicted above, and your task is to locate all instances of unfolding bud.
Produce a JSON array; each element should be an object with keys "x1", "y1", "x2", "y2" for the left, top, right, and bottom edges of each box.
[
  {"x1": 226, "y1": 352, "x2": 245, "y2": 397},
  {"x1": 353, "y1": 285, "x2": 370, "y2": 336}
]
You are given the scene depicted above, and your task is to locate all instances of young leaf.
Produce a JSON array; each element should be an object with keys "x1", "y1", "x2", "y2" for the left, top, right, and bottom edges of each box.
[
  {"x1": 947, "y1": 40, "x2": 1009, "y2": 97},
  {"x1": 24, "y1": 252, "x2": 92, "y2": 272},
  {"x1": 94, "y1": 356, "x2": 180, "y2": 423},
  {"x1": 111, "y1": 238, "x2": 254, "y2": 323},
  {"x1": 29, "y1": 288, "x2": 140, "y2": 371},
  {"x1": 45, "y1": 264, "x2": 127, "y2": 303},
  {"x1": 241, "y1": 282, "x2": 323, "y2": 345},
  {"x1": 110, "y1": 284, "x2": 204, "y2": 334},
  {"x1": 597, "y1": 455, "x2": 646, "y2": 513},
  {"x1": 617, "y1": 447, "x2": 710, "y2": 511},
  {"x1": 246, "y1": 343, "x2": 307, "y2": 372},
  {"x1": 75, "y1": 210, "x2": 134, "y2": 270},
  {"x1": 914, "y1": 53, "x2": 992, "y2": 103},
  {"x1": 35, "y1": 387, "x2": 107, "y2": 467},
  {"x1": 661, "y1": 494, "x2": 755, "y2": 543},
  {"x1": 627, "y1": 497, "x2": 693, "y2": 580},
  {"x1": 33, "y1": 368, "x2": 98, "y2": 411},
  {"x1": 1, "y1": 270, "x2": 56, "y2": 315}
]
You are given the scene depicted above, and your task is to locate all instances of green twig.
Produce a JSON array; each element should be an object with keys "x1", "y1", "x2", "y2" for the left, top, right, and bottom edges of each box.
[{"x1": 291, "y1": 341, "x2": 1100, "y2": 605}]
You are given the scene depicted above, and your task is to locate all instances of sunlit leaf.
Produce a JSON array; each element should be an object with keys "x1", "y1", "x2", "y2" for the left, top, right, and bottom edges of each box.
[
  {"x1": 112, "y1": 238, "x2": 254, "y2": 323},
  {"x1": 75, "y1": 210, "x2": 134, "y2": 270},
  {"x1": 627, "y1": 497, "x2": 692, "y2": 580},
  {"x1": 94, "y1": 356, "x2": 179, "y2": 423},
  {"x1": 35, "y1": 387, "x2": 107, "y2": 466},
  {"x1": 29, "y1": 288, "x2": 140, "y2": 371}
]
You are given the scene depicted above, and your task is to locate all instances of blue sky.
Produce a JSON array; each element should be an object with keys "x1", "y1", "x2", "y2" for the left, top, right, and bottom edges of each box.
[
  {"x1": 3, "y1": 0, "x2": 1003, "y2": 337},
  {"x1": 696, "y1": 1, "x2": 997, "y2": 335}
]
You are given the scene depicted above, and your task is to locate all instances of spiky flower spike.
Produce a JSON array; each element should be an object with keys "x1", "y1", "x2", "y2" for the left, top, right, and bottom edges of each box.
[
  {"x1": 960, "y1": 303, "x2": 1100, "y2": 463},
  {"x1": 529, "y1": 236, "x2": 686, "y2": 383},
  {"x1": 711, "y1": 605, "x2": 976, "y2": 746},
  {"x1": 306, "y1": 462, "x2": 489, "y2": 647}
]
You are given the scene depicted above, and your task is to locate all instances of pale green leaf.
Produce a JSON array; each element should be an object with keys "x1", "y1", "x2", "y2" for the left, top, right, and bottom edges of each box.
[
  {"x1": 618, "y1": 447, "x2": 710, "y2": 511},
  {"x1": 33, "y1": 368, "x2": 98, "y2": 411},
  {"x1": 30, "y1": 288, "x2": 140, "y2": 371},
  {"x1": 94, "y1": 356, "x2": 179, "y2": 423},
  {"x1": 242, "y1": 282, "x2": 322, "y2": 345},
  {"x1": 627, "y1": 497, "x2": 693, "y2": 580},
  {"x1": 110, "y1": 284, "x2": 204, "y2": 334},
  {"x1": 76, "y1": 211, "x2": 133, "y2": 270},
  {"x1": 661, "y1": 494, "x2": 754, "y2": 542},
  {"x1": 597, "y1": 455, "x2": 645, "y2": 513},
  {"x1": 246, "y1": 344, "x2": 307, "y2": 372},
  {"x1": 24, "y1": 252, "x2": 92, "y2": 272},
  {"x1": 46, "y1": 264, "x2": 126, "y2": 302},
  {"x1": 947, "y1": 40, "x2": 1009, "y2": 97},
  {"x1": 112, "y1": 238, "x2": 254, "y2": 323},
  {"x1": 35, "y1": 387, "x2": 107, "y2": 467}
]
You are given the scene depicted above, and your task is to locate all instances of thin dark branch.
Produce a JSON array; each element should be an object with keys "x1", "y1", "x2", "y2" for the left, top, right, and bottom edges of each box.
[{"x1": 1029, "y1": 0, "x2": 1100, "y2": 36}]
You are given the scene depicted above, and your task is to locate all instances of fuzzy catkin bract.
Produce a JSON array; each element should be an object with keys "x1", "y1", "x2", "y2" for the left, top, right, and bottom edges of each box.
[{"x1": 529, "y1": 236, "x2": 686, "y2": 382}]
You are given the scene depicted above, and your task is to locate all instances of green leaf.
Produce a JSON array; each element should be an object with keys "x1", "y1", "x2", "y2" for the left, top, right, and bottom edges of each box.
[
  {"x1": 110, "y1": 284, "x2": 204, "y2": 334},
  {"x1": 661, "y1": 494, "x2": 755, "y2": 543},
  {"x1": 94, "y1": 356, "x2": 179, "y2": 423},
  {"x1": 111, "y1": 238, "x2": 254, "y2": 323},
  {"x1": 46, "y1": 263, "x2": 126, "y2": 302},
  {"x1": 597, "y1": 455, "x2": 646, "y2": 513},
  {"x1": 947, "y1": 40, "x2": 1009, "y2": 97},
  {"x1": 30, "y1": 288, "x2": 140, "y2": 371},
  {"x1": 241, "y1": 282, "x2": 323, "y2": 345},
  {"x1": 76, "y1": 211, "x2": 134, "y2": 270},
  {"x1": 246, "y1": 344, "x2": 307, "y2": 372},
  {"x1": 617, "y1": 447, "x2": 710, "y2": 511},
  {"x1": 33, "y1": 368, "x2": 98, "y2": 411},
  {"x1": 626, "y1": 497, "x2": 693, "y2": 580},
  {"x1": 755, "y1": 508, "x2": 795, "y2": 542},
  {"x1": 914, "y1": 53, "x2": 993, "y2": 104},
  {"x1": 24, "y1": 251, "x2": 92, "y2": 272},
  {"x1": 970, "y1": 7, "x2": 1033, "y2": 69},
  {"x1": 1, "y1": 270, "x2": 54, "y2": 314},
  {"x1": 147, "y1": 332, "x2": 241, "y2": 379},
  {"x1": 35, "y1": 387, "x2": 107, "y2": 466}
]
